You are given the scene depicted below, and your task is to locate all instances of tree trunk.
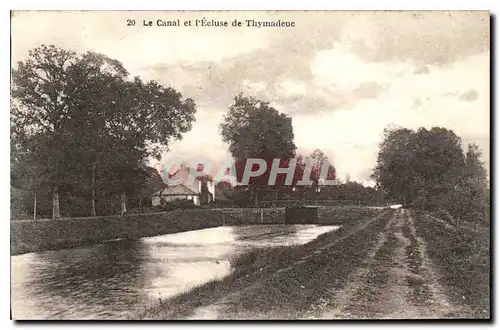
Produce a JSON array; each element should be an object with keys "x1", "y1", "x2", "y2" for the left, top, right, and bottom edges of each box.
[
  {"x1": 120, "y1": 192, "x2": 127, "y2": 215},
  {"x1": 33, "y1": 190, "x2": 37, "y2": 220},
  {"x1": 274, "y1": 191, "x2": 278, "y2": 223},
  {"x1": 91, "y1": 164, "x2": 96, "y2": 217},
  {"x1": 52, "y1": 188, "x2": 60, "y2": 219}
]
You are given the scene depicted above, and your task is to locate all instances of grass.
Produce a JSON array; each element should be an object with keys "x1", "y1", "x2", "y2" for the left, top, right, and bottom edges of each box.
[
  {"x1": 412, "y1": 210, "x2": 490, "y2": 318},
  {"x1": 344, "y1": 225, "x2": 397, "y2": 317},
  {"x1": 402, "y1": 216, "x2": 432, "y2": 304}
]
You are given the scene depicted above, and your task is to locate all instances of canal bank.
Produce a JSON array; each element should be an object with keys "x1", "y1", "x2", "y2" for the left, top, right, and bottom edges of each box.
[
  {"x1": 136, "y1": 208, "x2": 484, "y2": 320},
  {"x1": 136, "y1": 208, "x2": 390, "y2": 319},
  {"x1": 11, "y1": 206, "x2": 377, "y2": 255},
  {"x1": 11, "y1": 224, "x2": 338, "y2": 319}
]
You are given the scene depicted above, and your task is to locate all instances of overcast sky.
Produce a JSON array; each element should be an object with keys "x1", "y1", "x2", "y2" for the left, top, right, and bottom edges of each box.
[{"x1": 12, "y1": 11, "x2": 490, "y2": 185}]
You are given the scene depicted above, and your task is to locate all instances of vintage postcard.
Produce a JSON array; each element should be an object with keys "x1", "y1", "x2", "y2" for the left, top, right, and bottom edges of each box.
[{"x1": 10, "y1": 10, "x2": 490, "y2": 320}]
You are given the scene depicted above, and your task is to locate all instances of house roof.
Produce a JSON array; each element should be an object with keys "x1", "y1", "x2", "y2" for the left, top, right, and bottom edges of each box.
[
  {"x1": 168, "y1": 165, "x2": 214, "y2": 182},
  {"x1": 152, "y1": 183, "x2": 198, "y2": 196}
]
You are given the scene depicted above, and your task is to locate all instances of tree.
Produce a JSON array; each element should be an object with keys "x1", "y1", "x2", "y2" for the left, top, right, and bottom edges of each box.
[
  {"x1": 463, "y1": 143, "x2": 489, "y2": 224},
  {"x1": 220, "y1": 94, "x2": 297, "y2": 205},
  {"x1": 307, "y1": 149, "x2": 336, "y2": 184},
  {"x1": 220, "y1": 94, "x2": 296, "y2": 159},
  {"x1": 11, "y1": 127, "x2": 52, "y2": 219},
  {"x1": 372, "y1": 126, "x2": 466, "y2": 211},
  {"x1": 465, "y1": 144, "x2": 488, "y2": 186},
  {"x1": 11, "y1": 44, "x2": 197, "y2": 218},
  {"x1": 296, "y1": 150, "x2": 336, "y2": 199},
  {"x1": 371, "y1": 127, "x2": 414, "y2": 204},
  {"x1": 371, "y1": 126, "x2": 491, "y2": 222}
]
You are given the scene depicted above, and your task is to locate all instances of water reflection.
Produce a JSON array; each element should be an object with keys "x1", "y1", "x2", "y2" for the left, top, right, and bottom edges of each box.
[
  {"x1": 11, "y1": 224, "x2": 337, "y2": 320},
  {"x1": 12, "y1": 240, "x2": 148, "y2": 319}
]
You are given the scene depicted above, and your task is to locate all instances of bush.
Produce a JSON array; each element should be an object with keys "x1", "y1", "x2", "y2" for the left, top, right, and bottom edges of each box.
[
  {"x1": 412, "y1": 195, "x2": 428, "y2": 210},
  {"x1": 413, "y1": 211, "x2": 490, "y2": 318},
  {"x1": 129, "y1": 199, "x2": 200, "y2": 214},
  {"x1": 434, "y1": 209, "x2": 455, "y2": 225},
  {"x1": 204, "y1": 200, "x2": 236, "y2": 209},
  {"x1": 159, "y1": 199, "x2": 200, "y2": 211}
]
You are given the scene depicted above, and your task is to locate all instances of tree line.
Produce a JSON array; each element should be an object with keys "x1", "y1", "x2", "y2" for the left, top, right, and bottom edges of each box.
[
  {"x1": 372, "y1": 126, "x2": 489, "y2": 225},
  {"x1": 11, "y1": 45, "x2": 194, "y2": 218},
  {"x1": 11, "y1": 45, "x2": 489, "y2": 223}
]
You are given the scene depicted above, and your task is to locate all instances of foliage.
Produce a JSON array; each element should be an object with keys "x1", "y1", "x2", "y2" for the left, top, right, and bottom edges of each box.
[
  {"x1": 372, "y1": 126, "x2": 489, "y2": 222},
  {"x1": 154, "y1": 199, "x2": 200, "y2": 211},
  {"x1": 220, "y1": 94, "x2": 296, "y2": 159},
  {"x1": 219, "y1": 94, "x2": 297, "y2": 204},
  {"x1": 11, "y1": 44, "x2": 196, "y2": 218}
]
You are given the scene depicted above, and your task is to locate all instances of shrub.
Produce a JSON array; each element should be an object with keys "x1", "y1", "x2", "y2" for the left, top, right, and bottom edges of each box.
[{"x1": 434, "y1": 209, "x2": 455, "y2": 225}]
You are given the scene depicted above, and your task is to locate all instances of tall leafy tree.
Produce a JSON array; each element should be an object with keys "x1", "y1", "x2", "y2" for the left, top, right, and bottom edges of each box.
[
  {"x1": 220, "y1": 94, "x2": 296, "y2": 159},
  {"x1": 463, "y1": 143, "x2": 489, "y2": 223},
  {"x1": 371, "y1": 126, "x2": 489, "y2": 221},
  {"x1": 371, "y1": 127, "x2": 414, "y2": 204},
  {"x1": 220, "y1": 94, "x2": 297, "y2": 205},
  {"x1": 11, "y1": 44, "x2": 196, "y2": 218},
  {"x1": 306, "y1": 149, "x2": 336, "y2": 185},
  {"x1": 372, "y1": 126, "x2": 465, "y2": 209}
]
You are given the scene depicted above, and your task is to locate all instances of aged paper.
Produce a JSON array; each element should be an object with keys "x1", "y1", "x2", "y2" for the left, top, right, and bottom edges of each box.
[{"x1": 10, "y1": 11, "x2": 490, "y2": 320}]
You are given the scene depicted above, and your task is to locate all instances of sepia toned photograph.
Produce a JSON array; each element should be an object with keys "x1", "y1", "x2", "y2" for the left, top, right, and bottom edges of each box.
[{"x1": 10, "y1": 10, "x2": 490, "y2": 320}]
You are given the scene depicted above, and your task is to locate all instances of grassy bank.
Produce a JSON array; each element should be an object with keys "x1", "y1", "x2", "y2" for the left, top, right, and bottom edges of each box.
[
  {"x1": 134, "y1": 208, "x2": 390, "y2": 319},
  {"x1": 412, "y1": 210, "x2": 490, "y2": 318}
]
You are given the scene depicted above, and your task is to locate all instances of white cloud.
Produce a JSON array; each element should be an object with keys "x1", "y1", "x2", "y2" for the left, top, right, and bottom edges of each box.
[
  {"x1": 242, "y1": 80, "x2": 268, "y2": 93},
  {"x1": 310, "y1": 42, "x2": 412, "y2": 91},
  {"x1": 277, "y1": 79, "x2": 307, "y2": 97},
  {"x1": 294, "y1": 52, "x2": 490, "y2": 183},
  {"x1": 12, "y1": 11, "x2": 269, "y2": 77},
  {"x1": 159, "y1": 108, "x2": 231, "y2": 172}
]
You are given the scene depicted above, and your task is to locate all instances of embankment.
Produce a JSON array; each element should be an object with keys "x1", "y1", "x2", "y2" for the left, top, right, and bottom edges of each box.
[
  {"x1": 412, "y1": 211, "x2": 490, "y2": 318},
  {"x1": 136, "y1": 207, "x2": 391, "y2": 319},
  {"x1": 11, "y1": 210, "x2": 225, "y2": 255},
  {"x1": 11, "y1": 206, "x2": 384, "y2": 256}
]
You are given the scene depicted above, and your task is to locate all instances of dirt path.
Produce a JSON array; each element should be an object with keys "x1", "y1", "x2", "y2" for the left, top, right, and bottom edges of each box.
[
  {"x1": 318, "y1": 209, "x2": 467, "y2": 319},
  {"x1": 186, "y1": 213, "x2": 389, "y2": 320},
  {"x1": 142, "y1": 209, "x2": 474, "y2": 320}
]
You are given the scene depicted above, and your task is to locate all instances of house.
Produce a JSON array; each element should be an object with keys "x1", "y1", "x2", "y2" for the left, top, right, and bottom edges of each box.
[
  {"x1": 151, "y1": 183, "x2": 200, "y2": 206},
  {"x1": 151, "y1": 164, "x2": 215, "y2": 206}
]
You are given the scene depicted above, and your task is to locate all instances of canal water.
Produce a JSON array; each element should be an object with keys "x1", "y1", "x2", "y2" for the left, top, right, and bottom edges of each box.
[{"x1": 11, "y1": 224, "x2": 337, "y2": 320}]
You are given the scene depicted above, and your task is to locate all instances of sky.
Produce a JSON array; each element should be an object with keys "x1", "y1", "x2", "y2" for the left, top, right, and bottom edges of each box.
[{"x1": 11, "y1": 11, "x2": 490, "y2": 186}]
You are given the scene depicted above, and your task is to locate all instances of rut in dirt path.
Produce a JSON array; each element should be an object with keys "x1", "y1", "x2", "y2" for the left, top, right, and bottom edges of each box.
[{"x1": 319, "y1": 209, "x2": 464, "y2": 319}]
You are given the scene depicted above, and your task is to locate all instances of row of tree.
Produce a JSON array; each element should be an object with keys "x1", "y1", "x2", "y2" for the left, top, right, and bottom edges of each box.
[
  {"x1": 219, "y1": 95, "x2": 336, "y2": 206},
  {"x1": 372, "y1": 126, "x2": 489, "y2": 224},
  {"x1": 11, "y1": 46, "x2": 341, "y2": 219},
  {"x1": 215, "y1": 180, "x2": 385, "y2": 208},
  {"x1": 13, "y1": 45, "x2": 487, "y2": 222},
  {"x1": 11, "y1": 45, "x2": 195, "y2": 218}
]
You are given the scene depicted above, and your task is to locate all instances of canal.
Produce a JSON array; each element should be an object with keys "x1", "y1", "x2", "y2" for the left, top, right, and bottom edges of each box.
[{"x1": 11, "y1": 224, "x2": 337, "y2": 319}]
